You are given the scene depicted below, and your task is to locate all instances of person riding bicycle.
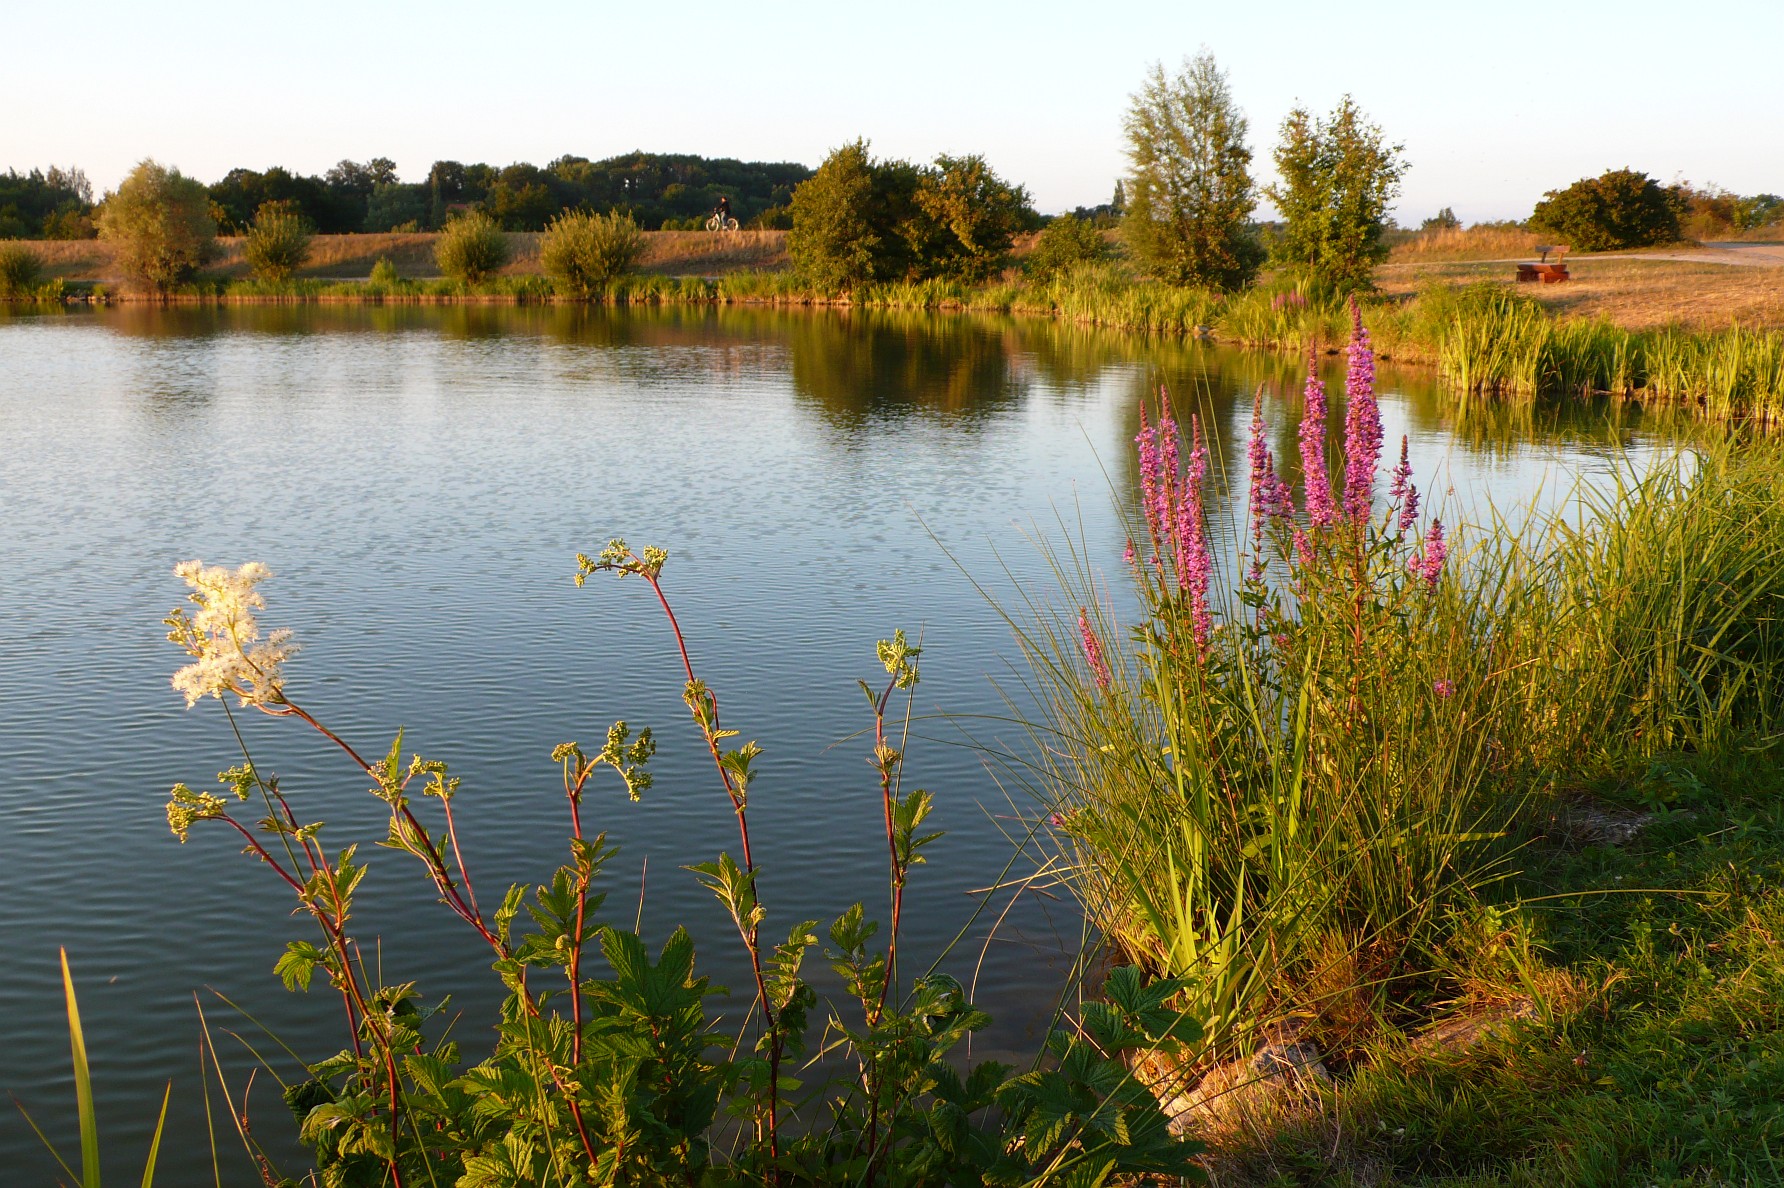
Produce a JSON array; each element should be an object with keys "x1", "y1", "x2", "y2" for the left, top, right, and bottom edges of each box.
[{"x1": 715, "y1": 195, "x2": 732, "y2": 226}]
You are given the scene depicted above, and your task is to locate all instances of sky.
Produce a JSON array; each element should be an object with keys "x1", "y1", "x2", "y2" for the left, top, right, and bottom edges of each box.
[{"x1": 6, "y1": 0, "x2": 1781, "y2": 224}]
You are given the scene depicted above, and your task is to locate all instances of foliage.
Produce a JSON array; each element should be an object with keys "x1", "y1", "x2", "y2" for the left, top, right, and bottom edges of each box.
[
  {"x1": 0, "y1": 165, "x2": 94, "y2": 238},
  {"x1": 911, "y1": 153, "x2": 1034, "y2": 282},
  {"x1": 1265, "y1": 96, "x2": 1408, "y2": 290},
  {"x1": 0, "y1": 240, "x2": 45, "y2": 298},
  {"x1": 789, "y1": 139, "x2": 888, "y2": 291},
  {"x1": 96, "y1": 160, "x2": 218, "y2": 293},
  {"x1": 158, "y1": 549, "x2": 1207, "y2": 1185},
  {"x1": 434, "y1": 210, "x2": 510, "y2": 284},
  {"x1": 1420, "y1": 206, "x2": 1461, "y2": 232},
  {"x1": 539, "y1": 209, "x2": 645, "y2": 298},
  {"x1": 1121, "y1": 52, "x2": 1264, "y2": 290},
  {"x1": 1530, "y1": 168, "x2": 1683, "y2": 251},
  {"x1": 1025, "y1": 214, "x2": 1110, "y2": 281},
  {"x1": 242, "y1": 200, "x2": 314, "y2": 282}
]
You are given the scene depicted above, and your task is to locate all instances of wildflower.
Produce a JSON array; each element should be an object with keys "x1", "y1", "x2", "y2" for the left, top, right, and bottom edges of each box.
[
  {"x1": 1293, "y1": 527, "x2": 1314, "y2": 569},
  {"x1": 1389, "y1": 435, "x2": 1420, "y2": 531},
  {"x1": 1298, "y1": 345, "x2": 1336, "y2": 528},
  {"x1": 1434, "y1": 679, "x2": 1456, "y2": 698},
  {"x1": 1135, "y1": 404, "x2": 1166, "y2": 548},
  {"x1": 1078, "y1": 608, "x2": 1112, "y2": 691},
  {"x1": 1123, "y1": 538, "x2": 1136, "y2": 567},
  {"x1": 1341, "y1": 297, "x2": 1383, "y2": 524},
  {"x1": 166, "y1": 561, "x2": 296, "y2": 708},
  {"x1": 1247, "y1": 390, "x2": 1296, "y2": 527},
  {"x1": 1409, "y1": 519, "x2": 1447, "y2": 589},
  {"x1": 1177, "y1": 417, "x2": 1214, "y2": 654}
]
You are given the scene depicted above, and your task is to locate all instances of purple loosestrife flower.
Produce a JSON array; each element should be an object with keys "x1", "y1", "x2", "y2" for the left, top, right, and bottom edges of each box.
[
  {"x1": 1341, "y1": 298, "x2": 1383, "y2": 524},
  {"x1": 1177, "y1": 417, "x2": 1214, "y2": 655},
  {"x1": 1410, "y1": 519, "x2": 1448, "y2": 589},
  {"x1": 1135, "y1": 405, "x2": 1165, "y2": 549},
  {"x1": 1389, "y1": 436, "x2": 1420, "y2": 531},
  {"x1": 1247, "y1": 392, "x2": 1294, "y2": 580},
  {"x1": 1298, "y1": 346, "x2": 1336, "y2": 528},
  {"x1": 1434, "y1": 679, "x2": 1456, "y2": 698},
  {"x1": 1078, "y1": 608, "x2": 1111, "y2": 691},
  {"x1": 1293, "y1": 527, "x2": 1314, "y2": 569},
  {"x1": 1123, "y1": 538, "x2": 1137, "y2": 567},
  {"x1": 1156, "y1": 395, "x2": 1181, "y2": 544}
]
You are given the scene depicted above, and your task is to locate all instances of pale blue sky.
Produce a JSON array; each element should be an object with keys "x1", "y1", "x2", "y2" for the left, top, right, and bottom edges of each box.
[{"x1": 8, "y1": 0, "x2": 1780, "y2": 222}]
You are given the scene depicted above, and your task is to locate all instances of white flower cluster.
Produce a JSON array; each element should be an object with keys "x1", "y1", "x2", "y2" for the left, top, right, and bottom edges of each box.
[{"x1": 168, "y1": 560, "x2": 297, "y2": 708}]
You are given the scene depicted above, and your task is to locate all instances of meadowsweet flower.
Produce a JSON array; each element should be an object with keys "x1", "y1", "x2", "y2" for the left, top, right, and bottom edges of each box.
[
  {"x1": 1433, "y1": 679, "x2": 1456, "y2": 698},
  {"x1": 166, "y1": 560, "x2": 297, "y2": 708},
  {"x1": 1389, "y1": 435, "x2": 1420, "y2": 531},
  {"x1": 1341, "y1": 297, "x2": 1383, "y2": 524},
  {"x1": 1078, "y1": 608, "x2": 1111, "y2": 690},
  {"x1": 1409, "y1": 519, "x2": 1447, "y2": 589},
  {"x1": 1298, "y1": 345, "x2": 1336, "y2": 528}
]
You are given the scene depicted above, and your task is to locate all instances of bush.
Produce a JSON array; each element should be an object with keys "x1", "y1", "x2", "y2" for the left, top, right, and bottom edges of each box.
[
  {"x1": 1026, "y1": 214, "x2": 1109, "y2": 280},
  {"x1": 789, "y1": 139, "x2": 884, "y2": 291},
  {"x1": 912, "y1": 153, "x2": 1033, "y2": 282},
  {"x1": 1121, "y1": 53, "x2": 1264, "y2": 290},
  {"x1": 0, "y1": 241, "x2": 44, "y2": 298},
  {"x1": 434, "y1": 210, "x2": 509, "y2": 284},
  {"x1": 96, "y1": 159, "x2": 217, "y2": 293},
  {"x1": 539, "y1": 209, "x2": 644, "y2": 298},
  {"x1": 242, "y1": 201, "x2": 313, "y2": 282},
  {"x1": 1531, "y1": 169, "x2": 1683, "y2": 251}
]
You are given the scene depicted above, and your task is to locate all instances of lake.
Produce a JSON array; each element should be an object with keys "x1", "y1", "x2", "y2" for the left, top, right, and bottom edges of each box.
[{"x1": 0, "y1": 303, "x2": 1656, "y2": 1181}]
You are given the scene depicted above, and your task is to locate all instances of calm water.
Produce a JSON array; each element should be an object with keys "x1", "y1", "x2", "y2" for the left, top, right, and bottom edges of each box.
[{"x1": 0, "y1": 304, "x2": 1654, "y2": 1181}]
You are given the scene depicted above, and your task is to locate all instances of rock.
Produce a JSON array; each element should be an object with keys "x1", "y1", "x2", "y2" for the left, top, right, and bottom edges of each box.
[
  {"x1": 1409, "y1": 997, "x2": 1535, "y2": 1056},
  {"x1": 1135, "y1": 1028, "x2": 1332, "y2": 1137}
]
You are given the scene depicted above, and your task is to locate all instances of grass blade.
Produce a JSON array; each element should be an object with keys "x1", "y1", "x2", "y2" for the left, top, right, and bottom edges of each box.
[
  {"x1": 60, "y1": 947, "x2": 101, "y2": 1188},
  {"x1": 140, "y1": 1083, "x2": 170, "y2": 1188}
]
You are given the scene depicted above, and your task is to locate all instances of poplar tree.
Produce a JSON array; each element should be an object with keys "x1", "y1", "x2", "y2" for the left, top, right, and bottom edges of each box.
[
  {"x1": 1121, "y1": 52, "x2": 1263, "y2": 291},
  {"x1": 1266, "y1": 96, "x2": 1408, "y2": 290}
]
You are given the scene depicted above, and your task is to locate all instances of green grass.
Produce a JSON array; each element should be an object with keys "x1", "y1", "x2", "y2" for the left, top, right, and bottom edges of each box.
[{"x1": 1214, "y1": 748, "x2": 1784, "y2": 1186}]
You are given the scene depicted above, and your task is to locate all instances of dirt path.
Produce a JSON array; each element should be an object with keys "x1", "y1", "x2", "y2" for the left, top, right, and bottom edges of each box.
[{"x1": 1589, "y1": 242, "x2": 1784, "y2": 268}]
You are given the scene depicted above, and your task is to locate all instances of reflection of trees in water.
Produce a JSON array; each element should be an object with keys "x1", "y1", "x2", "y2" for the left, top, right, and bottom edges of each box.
[{"x1": 785, "y1": 309, "x2": 1023, "y2": 424}]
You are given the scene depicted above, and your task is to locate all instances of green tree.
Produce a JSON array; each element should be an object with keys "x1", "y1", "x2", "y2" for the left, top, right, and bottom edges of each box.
[
  {"x1": 1421, "y1": 206, "x2": 1461, "y2": 232},
  {"x1": 1121, "y1": 53, "x2": 1263, "y2": 290},
  {"x1": 913, "y1": 153, "x2": 1034, "y2": 281},
  {"x1": 243, "y1": 200, "x2": 313, "y2": 282},
  {"x1": 788, "y1": 139, "x2": 884, "y2": 291},
  {"x1": 434, "y1": 210, "x2": 510, "y2": 284},
  {"x1": 540, "y1": 209, "x2": 644, "y2": 298},
  {"x1": 97, "y1": 159, "x2": 217, "y2": 292},
  {"x1": 1530, "y1": 169, "x2": 1682, "y2": 251},
  {"x1": 1266, "y1": 96, "x2": 1408, "y2": 290},
  {"x1": 1026, "y1": 213, "x2": 1109, "y2": 281}
]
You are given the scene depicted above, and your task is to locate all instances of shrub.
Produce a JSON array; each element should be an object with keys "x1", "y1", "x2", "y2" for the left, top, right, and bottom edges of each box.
[
  {"x1": 433, "y1": 210, "x2": 509, "y2": 284},
  {"x1": 911, "y1": 153, "x2": 1034, "y2": 282},
  {"x1": 1121, "y1": 52, "x2": 1264, "y2": 290},
  {"x1": 157, "y1": 552, "x2": 1209, "y2": 1185},
  {"x1": 1530, "y1": 168, "x2": 1682, "y2": 251},
  {"x1": 1266, "y1": 97, "x2": 1408, "y2": 290},
  {"x1": 96, "y1": 159, "x2": 217, "y2": 293},
  {"x1": 539, "y1": 209, "x2": 644, "y2": 298},
  {"x1": 789, "y1": 139, "x2": 884, "y2": 291},
  {"x1": 1026, "y1": 214, "x2": 1110, "y2": 280},
  {"x1": 242, "y1": 201, "x2": 313, "y2": 282},
  {"x1": 0, "y1": 241, "x2": 44, "y2": 298}
]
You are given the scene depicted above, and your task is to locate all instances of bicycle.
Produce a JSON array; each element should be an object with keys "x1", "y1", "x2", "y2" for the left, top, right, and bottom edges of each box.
[{"x1": 705, "y1": 211, "x2": 740, "y2": 233}]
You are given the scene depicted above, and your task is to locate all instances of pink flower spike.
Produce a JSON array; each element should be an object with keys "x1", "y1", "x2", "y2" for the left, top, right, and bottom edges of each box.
[
  {"x1": 1341, "y1": 296, "x2": 1383, "y2": 524},
  {"x1": 1410, "y1": 519, "x2": 1447, "y2": 589},
  {"x1": 1390, "y1": 436, "x2": 1420, "y2": 531},
  {"x1": 1433, "y1": 679, "x2": 1456, "y2": 698},
  {"x1": 1078, "y1": 607, "x2": 1112, "y2": 691},
  {"x1": 1298, "y1": 344, "x2": 1336, "y2": 529}
]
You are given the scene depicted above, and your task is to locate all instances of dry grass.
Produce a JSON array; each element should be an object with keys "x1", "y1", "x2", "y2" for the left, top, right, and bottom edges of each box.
[
  {"x1": 1388, "y1": 224, "x2": 1543, "y2": 263},
  {"x1": 29, "y1": 230, "x2": 789, "y2": 283},
  {"x1": 1377, "y1": 257, "x2": 1784, "y2": 331}
]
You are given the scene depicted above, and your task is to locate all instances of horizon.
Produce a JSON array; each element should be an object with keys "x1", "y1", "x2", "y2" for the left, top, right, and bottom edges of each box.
[{"x1": 7, "y1": 0, "x2": 1782, "y2": 224}]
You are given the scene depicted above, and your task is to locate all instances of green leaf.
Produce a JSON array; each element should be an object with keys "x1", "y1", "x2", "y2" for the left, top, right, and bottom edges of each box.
[{"x1": 60, "y1": 949, "x2": 100, "y2": 1188}]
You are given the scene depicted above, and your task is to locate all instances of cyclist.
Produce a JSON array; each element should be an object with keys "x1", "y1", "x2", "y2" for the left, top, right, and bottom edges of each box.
[{"x1": 715, "y1": 194, "x2": 732, "y2": 228}]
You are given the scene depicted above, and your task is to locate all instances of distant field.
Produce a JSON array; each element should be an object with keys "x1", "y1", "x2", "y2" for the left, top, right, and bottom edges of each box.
[
  {"x1": 1377, "y1": 255, "x2": 1784, "y2": 331},
  {"x1": 28, "y1": 230, "x2": 790, "y2": 282}
]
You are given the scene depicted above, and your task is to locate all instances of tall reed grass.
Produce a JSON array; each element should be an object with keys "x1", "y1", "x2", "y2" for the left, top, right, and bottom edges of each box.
[{"x1": 1011, "y1": 304, "x2": 1784, "y2": 1068}]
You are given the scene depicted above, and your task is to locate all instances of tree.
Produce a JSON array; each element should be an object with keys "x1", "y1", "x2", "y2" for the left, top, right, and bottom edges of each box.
[
  {"x1": 1530, "y1": 169, "x2": 1682, "y2": 251},
  {"x1": 1121, "y1": 53, "x2": 1263, "y2": 291},
  {"x1": 789, "y1": 140, "x2": 884, "y2": 291},
  {"x1": 912, "y1": 154, "x2": 1034, "y2": 281},
  {"x1": 97, "y1": 159, "x2": 216, "y2": 292},
  {"x1": 243, "y1": 201, "x2": 313, "y2": 282},
  {"x1": 1266, "y1": 96, "x2": 1408, "y2": 290},
  {"x1": 1420, "y1": 207, "x2": 1460, "y2": 232},
  {"x1": 1026, "y1": 213, "x2": 1109, "y2": 281}
]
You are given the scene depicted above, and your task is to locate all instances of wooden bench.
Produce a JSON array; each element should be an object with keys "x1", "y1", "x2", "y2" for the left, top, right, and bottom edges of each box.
[{"x1": 1516, "y1": 245, "x2": 1570, "y2": 284}]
